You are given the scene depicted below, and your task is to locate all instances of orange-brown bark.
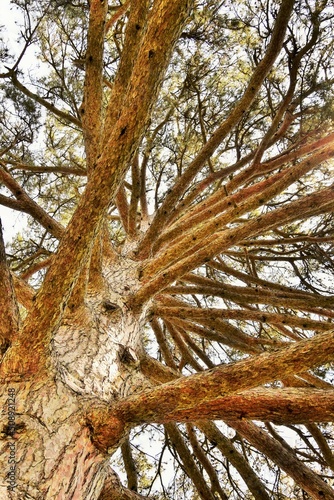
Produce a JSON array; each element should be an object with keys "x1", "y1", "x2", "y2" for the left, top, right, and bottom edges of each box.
[
  {"x1": 0, "y1": 221, "x2": 19, "y2": 352},
  {"x1": 1, "y1": 0, "x2": 334, "y2": 497},
  {"x1": 87, "y1": 330, "x2": 334, "y2": 450},
  {"x1": 137, "y1": 0, "x2": 295, "y2": 258},
  {"x1": 81, "y1": 0, "x2": 108, "y2": 171},
  {"x1": 150, "y1": 138, "x2": 334, "y2": 254},
  {"x1": 146, "y1": 387, "x2": 334, "y2": 424},
  {"x1": 0, "y1": 0, "x2": 193, "y2": 379},
  {"x1": 134, "y1": 184, "x2": 334, "y2": 305}
]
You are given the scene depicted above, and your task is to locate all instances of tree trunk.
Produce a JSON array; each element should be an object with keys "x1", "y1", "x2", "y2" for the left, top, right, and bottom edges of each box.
[
  {"x1": 0, "y1": 255, "x2": 148, "y2": 499},
  {"x1": 53, "y1": 256, "x2": 149, "y2": 400},
  {"x1": 1, "y1": 379, "x2": 106, "y2": 499},
  {"x1": 1, "y1": 0, "x2": 334, "y2": 497}
]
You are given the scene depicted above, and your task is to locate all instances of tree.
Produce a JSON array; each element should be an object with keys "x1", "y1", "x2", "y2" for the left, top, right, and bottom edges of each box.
[{"x1": 1, "y1": 0, "x2": 334, "y2": 497}]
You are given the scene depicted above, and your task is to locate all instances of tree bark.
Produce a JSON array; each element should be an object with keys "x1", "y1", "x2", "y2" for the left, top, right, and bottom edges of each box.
[
  {"x1": 85, "y1": 329, "x2": 334, "y2": 451},
  {"x1": 0, "y1": 379, "x2": 107, "y2": 499},
  {"x1": 0, "y1": 220, "x2": 19, "y2": 356}
]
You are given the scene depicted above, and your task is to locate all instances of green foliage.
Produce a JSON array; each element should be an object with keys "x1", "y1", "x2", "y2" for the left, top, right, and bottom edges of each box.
[{"x1": 1, "y1": 0, "x2": 334, "y2": 498}]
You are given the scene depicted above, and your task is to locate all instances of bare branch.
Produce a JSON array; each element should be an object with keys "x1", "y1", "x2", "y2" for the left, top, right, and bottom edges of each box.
[
  {"x1": 198, "y1": 421, "x2": 271, "y2": 500},
  {"x1": 105, "y1": 0, "x2": 131, "y2": 35},
  {"x1": 230, "y1": 420, "x2": 334, "y2": 500},
  {"x1": 186, "y1": 424, "x2": 228, "y2": 500},
  {"x1": 10, "y1": 72, "x2": 81, "y2": 127},
  {"x1": 121, "y1": 437, "x2": 138, "y2": 492},
  {"x1": 0, "y1": 166, "x2": 65, "y2": 240},
  {"x1": 165, "y1": 422, "x2": 217, "y2": 500},
  {"x1": 7, "y1": 160, "x2": 86, "y2": 176}
]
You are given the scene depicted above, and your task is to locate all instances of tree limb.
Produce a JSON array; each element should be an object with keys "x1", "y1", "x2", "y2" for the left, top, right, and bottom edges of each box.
[
  {"x1": 134, "y1": 184, "x2": 334, "y2": 304},
  {"x1": 87, "y1": 329, "x2": 334, "y2": 450},
  {"x1": 0, "y1": 166, "x2": 65, "y2": 240},
  {"x1": 137, "y1": 0, "x2": 295, "y2": 257},
  {"x1": 98, "y1": 467, "x2": 148, "y2": 500},
  {"x1": 10, "y1": 72, "x2": 81, "y2": 127},
  {"x1": 198, "y1": 421, "x2": 271, "y2": 500},
  {"x1": 81, "y1": 0, "x2": 108, "y2": 171},
  {"x1": 229, "y1": 420, "x2": 334, "y2": 500},
  {"x1": 0, "y1": 0, "x2": 193, "y2": 378}
]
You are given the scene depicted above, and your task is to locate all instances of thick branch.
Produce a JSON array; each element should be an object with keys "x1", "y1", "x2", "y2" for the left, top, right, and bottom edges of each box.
[
  {"x1": 144, "y1": 387, "x2": 334, "y2": 425},
  {"x1": 87, "y1": 330, "x2": 334, "y2": 450},
  {"x1": 163, "y1": 281, "x2": 334, "y2": 312},
  {"x1": 128, "y1": 155, "x2": 141, "y2": 237},
  {"x1": 165, "y1": 130, "x2": 334, "y2": 241},
  {"x1": 137, "y1": 0, "x2": 295, "y2": 256},
  {"x1": 134, "y1": 184, "x2": 334, "y2": 305},
  {"x1": 0, "y1": 0, "x2": 193, "y2": 378},
  {"x1": 143, "y1": 145, "x2": 334, "y2": 276},
  {"x1": 115, "y1": 185, "x2": 131, "y2": 234},
  {"x1": 81, "y1": 0, "x2": 108, "y2": 170},
  {"x1": 12, "y1": 274, "x2": 34, "y2": 310},
  {"x1": 156, "y1": 305, "x2": 333, "y2": 334},
  {"x1": 102, "y1": 0, "x2": 150, "y2": 145},
  {"x1": 136, "y1": 358, "x2": 271, "y2": 499}
]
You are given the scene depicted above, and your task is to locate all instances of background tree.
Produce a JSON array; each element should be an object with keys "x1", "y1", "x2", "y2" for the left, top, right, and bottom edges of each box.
[{"x1": 1, "y1": 0, "x2": 334, "y2": 498}]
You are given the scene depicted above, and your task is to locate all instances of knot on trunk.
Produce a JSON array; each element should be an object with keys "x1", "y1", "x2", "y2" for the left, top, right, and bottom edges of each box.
[{"x1": 86, "y1": 405, "x2": 126, "y2": 454}]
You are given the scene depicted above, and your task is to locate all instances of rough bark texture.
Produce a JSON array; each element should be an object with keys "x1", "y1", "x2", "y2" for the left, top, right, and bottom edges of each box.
[
  {"x1": 0, "y1": 379, "x2": 107, "y2": 499},
  {"x1": 53, "y1": 256, "x2": 152, "y2": 404},
  {"x1": 0, "y1": 221, "x2": 19, "y2": 354},
  {"x1": 1, "y1": 0, "x2": 334, "y2": 497}
]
